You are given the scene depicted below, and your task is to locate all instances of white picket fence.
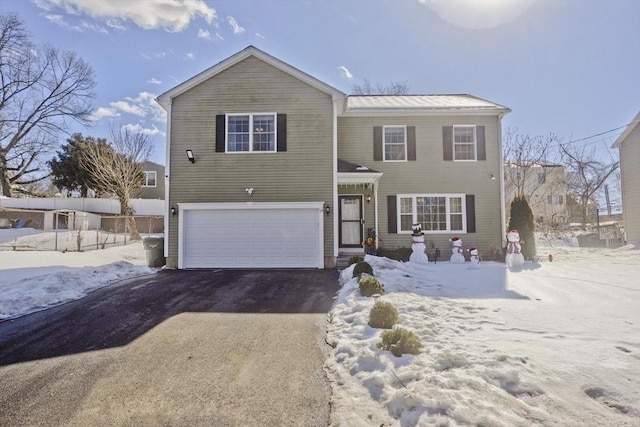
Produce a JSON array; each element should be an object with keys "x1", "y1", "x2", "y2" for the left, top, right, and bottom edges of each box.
[{"x1": 0, "y1": 197, "x2": 164, "y2": 216}]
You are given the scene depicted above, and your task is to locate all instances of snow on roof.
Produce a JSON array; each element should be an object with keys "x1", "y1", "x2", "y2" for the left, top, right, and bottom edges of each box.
[{"x1": 346, "y1": 95, "x2": 510, "y2": 113}]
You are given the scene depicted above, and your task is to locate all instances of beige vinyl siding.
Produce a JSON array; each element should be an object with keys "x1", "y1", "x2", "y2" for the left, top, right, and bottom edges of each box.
[
  {"x1": 620, "y1": 124, "x2": 640, "y2": 244},
  {"x1": 338, "y1": 115, "x2": 504, "y2": 254},
  {"x1": 140, "y1": 162, "x2": 165, "y2": 200},
  {"x1": 167, "y1": 56, "x2": 334, "y2": 265}
]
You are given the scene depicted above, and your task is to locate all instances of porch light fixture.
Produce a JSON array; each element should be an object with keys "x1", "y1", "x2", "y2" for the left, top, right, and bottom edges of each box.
[
  {"x1": 325, "y1": 205, "x2": 331, "y2": 216},
  {"x1": 490, "y1": 174, "x2": 496, "y2": 180},
  {"x1": 170, "y1": 206, "x2": 176, "y2": 216},
  {"x1": 366, "y1": 195, "x2": 372, "y2": 204},
  {"x1": 186, "y1": 149, "x2": 195, "y2": 163}
]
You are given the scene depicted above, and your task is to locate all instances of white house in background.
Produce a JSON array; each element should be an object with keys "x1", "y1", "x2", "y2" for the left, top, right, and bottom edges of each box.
[
  {"x1": 504, "y1": 163, "x2": 567, "y2": 229},
  {"x1": 612, "y1": 111, "x2": 640, "y2": 245}
]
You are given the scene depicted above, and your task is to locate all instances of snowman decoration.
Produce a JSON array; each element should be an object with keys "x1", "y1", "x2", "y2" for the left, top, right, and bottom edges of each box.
[
  {"x1": 505, "y1": 229, "x2": 525, "y2": 268},
  {"x1": 468, "y1": 247, "x2": 480, "y2": 265},
  {"x1": 409, "y1": 223, "x2": 429, "y2": 265},
  {"x1": 450, "y1": 237, "x2": 465, "y2": 264}
]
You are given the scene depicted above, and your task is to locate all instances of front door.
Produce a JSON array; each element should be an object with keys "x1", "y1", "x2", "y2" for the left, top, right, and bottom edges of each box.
[{"x1": 339, "y1": 196, "x2": 363, "y2": 248}]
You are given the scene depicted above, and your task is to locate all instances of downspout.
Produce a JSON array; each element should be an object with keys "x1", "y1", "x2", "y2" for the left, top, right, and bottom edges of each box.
[
  {"x1": 374, "y1": 181, "x2": 379, "y2": 251},
  {"x1": 332, "y1": 99, "x2": 339, "y2": 262},
  {"x1": 498, "y1": 111, "x2": 507, "y2": 246},
  {"x1": 163, "y1": 101, "x2": 172, "y2": 260}
]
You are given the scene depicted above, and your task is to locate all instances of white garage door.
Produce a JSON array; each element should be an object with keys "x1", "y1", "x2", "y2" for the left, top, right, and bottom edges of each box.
[{"x1": 180, "y1": 203, "x2": 324, "y2": 269}]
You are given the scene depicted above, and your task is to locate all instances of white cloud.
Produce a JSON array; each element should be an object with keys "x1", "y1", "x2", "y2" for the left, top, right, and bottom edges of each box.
[
  {"x1": 105, "y1": 18, "x2": 126, "y2": 31},
  {"x1": 147, "y1": 77, "x2": 162, "y2": 85},
  {"x1": 198, "y1": 28, "x2": 211, "y2": 39},
  {"x1": 227, "y1": 16, "x2": 245, "y2": 34},
  {"x1": 110, "y1": 101, "x2": 146, "y2": 117},
  {"x1": 185, "y1": 52, "x2": 195, "y2": 60},
  {"x1": 88, "y1": 106, "x2": 120, "y2": 122},
  {"x1": 255, "y1": 32, "x2": 265, "y2": 39},
  {"x1": 45, "y1": 14, "x2": 82, "y2": 31},
  {"x1": 338, "y1": 66, "x2": 353, "y2": 80},
  {"x1": 215, "y1": 32, "x2": 224, "y2": 40},
  {"x1": 81, "y1": 21, "x2": 108, "y2": 33},
  {"x1": 122, "y1": 123, "x2": 163, "y2": 136},
  {"x1": 34, "y1": 0, "x2": 217, "y2": 32}
]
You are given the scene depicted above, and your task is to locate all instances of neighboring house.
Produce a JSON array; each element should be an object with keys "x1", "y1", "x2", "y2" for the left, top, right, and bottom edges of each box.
[
  {"x1": 139, "y1": 161, "x2": 165, "y2": 200},
  {"x1": 504, "y1": 163, "x2": 568, "y2": 229},
  {"x1": 612, "y1": 111, "x2": 640, "y2": 245},
  {"x1": 156, "y1": 46, "x2": 510, "y2": 269}
]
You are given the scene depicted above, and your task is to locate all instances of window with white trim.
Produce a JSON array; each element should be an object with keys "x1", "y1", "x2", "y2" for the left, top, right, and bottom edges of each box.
[
  {"x1": 547, "y1": 195, "x2": 564, "y2": 205},
  {"x1": 142, "y1": 171, "x2": 157, "y2": 187},
  {"x1": 398, "y1": 194, "x2": 466, "y2": 233},
  {"x1": 226, "y1": 113, "x2": 276, "y2": 152},
  {"x1": 384, "y1": 126, "x2": 406, "y2": 161},
  {"x1": 453, "y1": 125, "x2": 476, "y2": 161}
]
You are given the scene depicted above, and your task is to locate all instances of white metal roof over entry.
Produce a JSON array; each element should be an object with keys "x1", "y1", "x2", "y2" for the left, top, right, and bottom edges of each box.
[{"x1": 178, "y1": 202, "x2": 324, "y2": 269}]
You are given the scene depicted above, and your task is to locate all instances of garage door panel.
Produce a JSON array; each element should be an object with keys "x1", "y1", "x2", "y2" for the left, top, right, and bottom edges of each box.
[{"x1": 182, "y1": 206, "x2": 322, "y2": 268}]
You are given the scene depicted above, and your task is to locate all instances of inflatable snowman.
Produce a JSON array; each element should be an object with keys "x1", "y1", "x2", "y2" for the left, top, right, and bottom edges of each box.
[
  {"x1": 505, "y1": 229, "x2": 525, "y2": 268},
  {"x1": 468, "y1": 247, "x2": 480, "y2": 265},
  {"x1": 450, "y1": 237, "x2": 465, "y2": 264}
]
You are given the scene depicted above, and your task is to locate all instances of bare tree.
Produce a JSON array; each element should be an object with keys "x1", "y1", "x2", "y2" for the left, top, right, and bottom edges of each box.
[
  {"x1": 352, "y1": 78, "x2": 409, "y2": 95},
  {"x1": 79, "y1": 126, "x2": 153, "y2": 241},
  {"x1": 503, "y1": 129, "x2": 568, "y2": 228},
  {"x1": 558, "y1": 141, "x2": 619, "y2": 230},
  {"x1": 0, "y1": 13, "x2": 96, "y2": 196}
]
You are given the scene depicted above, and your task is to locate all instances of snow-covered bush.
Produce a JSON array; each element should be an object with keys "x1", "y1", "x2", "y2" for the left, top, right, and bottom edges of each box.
[
  {"x1": 368, "y1": 301, "x2": 398, "y2": 329},
  {"x1": 352, "y1": 261, "x2": 374, "y2": 278},
  {"x1": 358, "y1": 275, "x2": 384, "y2": 297},
  {"x1": 378, "y1": 327, "x2": 423, "y2": 357}
]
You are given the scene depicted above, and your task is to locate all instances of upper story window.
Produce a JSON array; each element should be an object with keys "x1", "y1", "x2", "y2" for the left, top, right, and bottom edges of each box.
[
  {"x1": 142, "y1": 171, "x2": 157, "y2": 187},
  {"x1": 537, "y1": 171, "x2": 546, "y2": 184},
  {"x1": 398, "y1": 194, "x2": 465, "y2": 233},
  {"x1": 453, "y1": 125, "x2": 476, "y2": 161},
  {"x1": 548, "y1": 195, "x2": 564, "y2": 205},
  {"x1": 226, "y1": 113, "x2": 276, "y2": 152},
  {"x1": 383, "y1": 126, "x2": 407, "y2": 161}
]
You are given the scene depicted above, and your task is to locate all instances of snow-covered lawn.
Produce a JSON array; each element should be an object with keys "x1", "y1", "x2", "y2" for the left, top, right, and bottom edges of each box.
[
  {"x1": 326, "y1": 242, "x2": 640, "y2": 426},
  {"x1": 0, "y1": 229, "x2": 155, "y2": 320},
  {"x1": 1, "y1": 229, "x2": 638, "y2": 425}
]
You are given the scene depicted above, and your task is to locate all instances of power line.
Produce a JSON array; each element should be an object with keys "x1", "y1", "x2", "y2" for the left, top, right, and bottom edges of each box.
[{"x1": 566, "y1": 120, "x2": 639, "y2": 145}]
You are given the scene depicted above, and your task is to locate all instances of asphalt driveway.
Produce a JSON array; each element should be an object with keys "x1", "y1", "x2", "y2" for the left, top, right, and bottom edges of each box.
[{"x1": 0, "y1": 269, "x2": 340, "y2": 426}]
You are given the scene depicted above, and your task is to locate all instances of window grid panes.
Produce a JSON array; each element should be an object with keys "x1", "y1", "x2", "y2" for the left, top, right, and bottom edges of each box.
[
  {"x1": 143, "y1": 171, "x2": 156, "y2": 187},
  {"x1": 399, "y1": 195, "x2": 465, "y2": 233},
  {"x1": 384, "y1": 127, "x2": 406, "y2": 161},
  {"x1": 453, "y1": 126, "x2": 476, "y2": 161},
  {"x1": 400, "y1": 197, "x2": 413, "y2": 231},
  {"x1": 227, "y1": 114, "x2": 276, "y2": 152}
]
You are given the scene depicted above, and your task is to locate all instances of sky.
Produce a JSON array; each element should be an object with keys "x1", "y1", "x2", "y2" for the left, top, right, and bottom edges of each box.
[
  {"x1": 1, "y1": 228, "x2": 639, "y2": 424},
  {"x1": 1, "y1": 0, "x2": 638, "y2": 168}
]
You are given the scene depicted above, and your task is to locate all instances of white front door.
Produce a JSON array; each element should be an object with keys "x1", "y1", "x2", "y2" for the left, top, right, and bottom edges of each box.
[{"x1": 339, "y1": 196, "x2": 362, "y2": 247}]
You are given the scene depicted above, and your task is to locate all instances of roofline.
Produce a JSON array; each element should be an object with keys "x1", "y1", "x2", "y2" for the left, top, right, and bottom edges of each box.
[
  {"x1": 343, "y1": 94, "x2": 511, "y2": 116},
  {"x1": 612, "y1": 110, "x2": 640, "y2": 148},
  {"x1": 156, "y1": 45, "x2": 346, "y2": 109}
]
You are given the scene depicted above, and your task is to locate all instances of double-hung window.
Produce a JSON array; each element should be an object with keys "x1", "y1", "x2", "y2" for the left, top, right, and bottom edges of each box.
[
  {"x1": 453, "y1": 125, "x2": 476, "y2": 161},
  {"x1": 548, "y1": 195, "x2": 564, "y2": 205},
  {"x1": 227, "y1": 113, "x2": 276, "y2": 152},
  {"x1": 383, "y1": 126, "x2": 407, "y2": 161},
  {"x1": 398, "y1": 194, "x2": 466, "y2": 233},
  {"x1": 142, "y1": 171, "x2": 157, "y2": 187}
]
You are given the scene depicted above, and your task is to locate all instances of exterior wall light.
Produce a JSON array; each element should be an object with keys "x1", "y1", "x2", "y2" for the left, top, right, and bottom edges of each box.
[
  {"x1": 490, "y1": 174, "x2": 496, "y2": 180},
  {"x1": 186, "y1": 149, "x2": 195, "y2": 163},
  {"x1": 325, "y1": 205, "x2": 331, "y2": 216},
  {"x1": 170, "y1": 206, "x2": 177, "y2": 216},
  {"x1": 366, "y1": 195, "x2": 372, "y2": 204}
]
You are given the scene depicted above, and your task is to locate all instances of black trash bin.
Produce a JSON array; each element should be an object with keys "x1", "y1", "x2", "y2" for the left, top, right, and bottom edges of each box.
[{"x1": 143, "y1": 237, "x2": 165, "y2": 267}]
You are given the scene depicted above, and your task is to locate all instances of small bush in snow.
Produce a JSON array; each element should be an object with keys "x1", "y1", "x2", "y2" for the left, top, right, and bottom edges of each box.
[
  {"x1": 352, "y1": 261, "x2": 374, "y2": 278},
  {"x1": 378, "y1": 327, "x2": 423, "y2": 357},
  {"x1": 358, "y1": 276, "x2": 384, "y2": 297},
  {"x1": 348, "y1": 255, "x2": 363, "y2": 265},
  {"x1": 368, "y1": 301, "x2": 398, "y2": 329}
]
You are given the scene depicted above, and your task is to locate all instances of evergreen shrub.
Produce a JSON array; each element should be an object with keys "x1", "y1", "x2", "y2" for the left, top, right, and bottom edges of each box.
[
  {"x1": 352, "y1": 261, "x2": 374, "y2": 278},
  {"x1": 368, "y1": 302, "x2": 399, "y2": 329},
  {"x1": 378, "y1": 327, "x2": 423, "y2": 357},
  {"x1": 507, "y1": 196, "x2": 536, "y2": 260},
  {"x1": 358, "y1": 276, "x2": 384, "y2": 297}
]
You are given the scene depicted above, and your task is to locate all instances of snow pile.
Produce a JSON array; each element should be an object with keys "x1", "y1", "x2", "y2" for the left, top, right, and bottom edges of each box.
[
  {"x1": 0, "y1": 229, "x2": 155, "y2": 320},
  {"x1": 326, "y1": 251, "x2": 640, "y2": 426}
]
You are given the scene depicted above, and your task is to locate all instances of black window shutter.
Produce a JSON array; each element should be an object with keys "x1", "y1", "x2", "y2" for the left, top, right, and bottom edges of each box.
[
  {"x1": 373, "y1": 127, "x2": 382, "y2": 161},
  {"x1": 443, "y1": 126, "x2": 453, "y2": 161},
  {"x1": 215, "y1": 115, "x2": 225, "y2": 152},
  {"x1": 407, "y1": 126, "x2": 416, "y2": 161},
  {"x1": 476, "y1": 126, "x2": 486, "y2": 160},
  {"x1": 466, "y1": 194, "x2": 476, "y2": 233},
  {"x1": 277, "y1": 114, "x2": 287, "y2": 152},
  {"x1": 387, "y1": 195, "x2": 397, "y2": 234}
]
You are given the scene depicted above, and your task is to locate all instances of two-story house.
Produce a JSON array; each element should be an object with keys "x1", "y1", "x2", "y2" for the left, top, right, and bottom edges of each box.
[
  {"x1": 612, "y1": 111, "x2": 640, "y2": 245},
  {"x1": 139, "y1": 161, "x2": 165, "y2": 200},
  {"x1": 504, "y1": 163, "x2": 568, "y2": 229},
  {"x1": 156, "y1": 46, "x2": 510, "y2": 269}
]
